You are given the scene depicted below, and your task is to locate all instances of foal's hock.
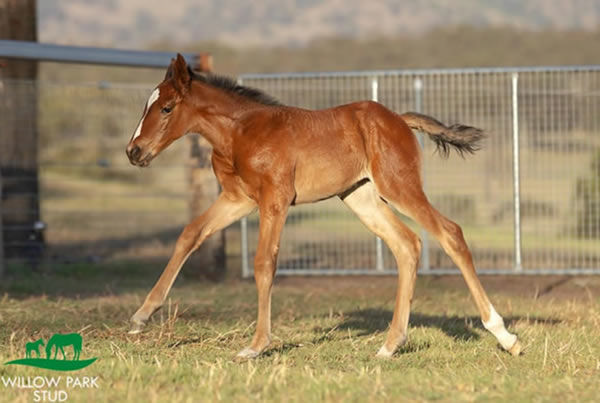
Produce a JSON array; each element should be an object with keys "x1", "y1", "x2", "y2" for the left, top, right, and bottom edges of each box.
[{"x1": 125, "y1": 54, "x2": 521, "y2": 359}]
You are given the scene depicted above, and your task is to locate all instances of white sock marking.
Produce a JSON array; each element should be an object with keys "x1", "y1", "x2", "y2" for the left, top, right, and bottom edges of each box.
[
  {"x1": 483, "y1": 304, "x2": 517, "y2": 350},
  {"x1": 133, "y1": 88, "x2": 160, "y2": 140},
  {"x1": 236, "y1": 347, "x2": 259, "y2": 359},
  {"x1": 376, "y1": 345, "x2": 394, "y2": 357}
]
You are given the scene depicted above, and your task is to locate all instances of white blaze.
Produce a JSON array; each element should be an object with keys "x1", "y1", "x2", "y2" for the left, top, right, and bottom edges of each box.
[
  {"x1": 482, "y1": 304, "x2": 517, "y2": 350},
  {"x1": 132, "y1": 88, "x2": 160, "y2": 140}
]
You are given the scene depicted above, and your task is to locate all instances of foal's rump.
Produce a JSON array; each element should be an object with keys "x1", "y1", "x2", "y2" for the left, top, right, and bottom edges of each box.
[{"x1": 285, "y1": 102, "x2": 484, "y2": 204}]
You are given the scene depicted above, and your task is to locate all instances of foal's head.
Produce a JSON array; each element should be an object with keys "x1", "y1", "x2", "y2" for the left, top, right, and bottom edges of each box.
[{"x1": 126, "y1": 53, "x2": 194, "y2": 167}]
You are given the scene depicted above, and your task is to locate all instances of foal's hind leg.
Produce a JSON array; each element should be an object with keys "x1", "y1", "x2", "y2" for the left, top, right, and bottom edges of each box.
[
  {"x1": 373, "y1": 178, "x2": 521, "y2": 355},
  {"x1": 342, "y1": 181, "x2": 421, "y2": 357}
]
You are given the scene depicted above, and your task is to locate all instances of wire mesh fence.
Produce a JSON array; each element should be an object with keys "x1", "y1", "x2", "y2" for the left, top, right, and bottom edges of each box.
[
  {"x1": 1, "y1": 66, "x2": 599, "y2": 276},
  {"x1": 0, "y1": 79, "x2": 194, "y2": 269},
  {"x1": 240, "y1": 66, "x2": 600, "y2": 275}
]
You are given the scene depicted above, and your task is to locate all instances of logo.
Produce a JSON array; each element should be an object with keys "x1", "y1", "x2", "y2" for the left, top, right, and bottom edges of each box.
[{"x1": 4, "y1": 333, "x2": 97, "y2": 371}]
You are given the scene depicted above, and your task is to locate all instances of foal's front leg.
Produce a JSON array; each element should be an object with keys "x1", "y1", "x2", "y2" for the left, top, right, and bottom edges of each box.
[
  {"x1": 236, "y1": 192, "x2": 291, "y2": 359},
  {"x1": 129, "y1": 193, "x2": 255, "y2": 334}
]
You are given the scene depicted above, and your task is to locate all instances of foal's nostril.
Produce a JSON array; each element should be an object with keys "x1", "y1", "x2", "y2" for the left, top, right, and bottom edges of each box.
[
  {"x1": 132, "y1": 145, "x2": 141, "y2": 159},
  {"x1": 127, "y1": 145, "x2": 141, "y2": 160}
]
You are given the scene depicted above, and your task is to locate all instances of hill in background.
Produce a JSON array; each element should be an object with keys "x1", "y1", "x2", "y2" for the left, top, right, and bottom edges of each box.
[
  {"x1": 187, "y1": 26, "x2": 600, "y2": 75},
  {"x1": 38, "y1": 25, "x2": 600, "y2": 84},
  {"x1": 38, "y1": 0, "x2": 600, "y2": 49}
]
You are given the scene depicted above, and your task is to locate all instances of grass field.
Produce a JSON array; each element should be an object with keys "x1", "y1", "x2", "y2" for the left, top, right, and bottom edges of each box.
[{"x1": 1, "y1": 264, "x2": 599, "y2": 402}]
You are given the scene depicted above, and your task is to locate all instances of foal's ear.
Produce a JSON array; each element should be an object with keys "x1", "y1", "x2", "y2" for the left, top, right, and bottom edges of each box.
[
  {"x1": 173, "y1": 53, "x2": 191, "y2": 94},
  {"x1": 165, "y1": 53, "x2": 191, "y2": 94}
]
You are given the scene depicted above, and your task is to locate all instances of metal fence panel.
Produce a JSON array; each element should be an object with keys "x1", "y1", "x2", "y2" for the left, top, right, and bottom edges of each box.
[
  {"x1": 2, "y1": 66, "x2": 599, "y2": 276},
  {"x1": 518, "y1": 70, "x2": 600, "y2": 270},
  {"x1": 240, "y1": 66, "x2": 600, "y2": 275}
]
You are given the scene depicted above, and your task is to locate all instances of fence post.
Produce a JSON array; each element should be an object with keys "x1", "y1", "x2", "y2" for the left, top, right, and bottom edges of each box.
[
  {"x1": 511, "y1": 72, "x2": 523, "y2": 272},
  {"x1": 414, "y1": 77, "x2": 430, "y2": 273},
  {"x1": 237, "y1": 78, "x2": 251, "y2": 279},
  {"x1": 1, "y1": 1, "x2": 43, "y2": 265},
  {"x1": 371, "y1": 76, "x2": 385, "y2": 272}
]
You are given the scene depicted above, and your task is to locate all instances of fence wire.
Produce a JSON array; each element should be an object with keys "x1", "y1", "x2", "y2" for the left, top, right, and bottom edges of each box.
[
  {"x1": 240, "y1": 66, "x2": 600, "y2": 275},
  {"x1": 1, "y1": 66, "x2": 599, "y2": 276},
  {"x1": 0, "y1": 80, "x2": 193, "y2": 268}
]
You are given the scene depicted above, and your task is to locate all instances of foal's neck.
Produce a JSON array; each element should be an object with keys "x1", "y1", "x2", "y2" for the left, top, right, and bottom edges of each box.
[{"x1": 188, "y1": 82, "x2": 266, "y2": 158}]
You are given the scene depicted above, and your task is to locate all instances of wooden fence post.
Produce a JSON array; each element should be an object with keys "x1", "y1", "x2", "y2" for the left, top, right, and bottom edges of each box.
[{"x1": 0, "y1": 0, "x2": 42, "y2": 266}]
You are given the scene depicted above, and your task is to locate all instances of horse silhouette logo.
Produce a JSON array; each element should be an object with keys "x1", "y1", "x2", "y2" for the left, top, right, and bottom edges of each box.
[
  {"x1": 46, "y1": 333, "x2": 83, "y2": 361},
  {"x1": 4, "y1": 333, "x2": 97, "y2": 371},
  {"x1": 25, "y1": 338, "x2": 45, "y2": 358}
]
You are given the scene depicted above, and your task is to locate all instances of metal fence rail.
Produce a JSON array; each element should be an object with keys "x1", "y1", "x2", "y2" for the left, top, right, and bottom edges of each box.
[
  {"x1": 0, "y1": 42, "x2": 215, "y2": 275},
  {"x1": 0, "y1": 40, "x2": 197, "y2": 68},
  {"x1": 239, "y1": 66, "x2": 600, "y2": 276}
]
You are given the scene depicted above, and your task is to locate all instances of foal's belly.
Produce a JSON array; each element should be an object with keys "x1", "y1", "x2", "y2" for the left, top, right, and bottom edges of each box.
[{"x1": 292, "y1": 145, "x2": 365, "y2": 204}]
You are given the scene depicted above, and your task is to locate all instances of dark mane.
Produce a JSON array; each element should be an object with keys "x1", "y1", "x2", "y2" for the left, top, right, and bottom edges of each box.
[{"x1": 188, "y1": 68, "x2": 282, "y2": 106}]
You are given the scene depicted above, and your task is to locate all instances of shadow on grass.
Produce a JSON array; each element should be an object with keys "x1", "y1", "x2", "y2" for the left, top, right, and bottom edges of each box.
[
  {"x1": 262, "y1": 343, "x2": 305, "y2": 357},
  {"x1": 162, "y1": 308, "x2": 563, "y2": 357},
  {"x1": 315, "y1": 308, "x2": 563, "y2": 347}
]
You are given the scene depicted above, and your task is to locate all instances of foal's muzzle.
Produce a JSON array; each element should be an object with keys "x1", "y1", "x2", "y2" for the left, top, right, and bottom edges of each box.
[
  {"x1": 126, "y1": 143, "x2": 141, "y2": 160},
  {"x1": 126, "y1": 143, "x2": 154, "y2": 167}
]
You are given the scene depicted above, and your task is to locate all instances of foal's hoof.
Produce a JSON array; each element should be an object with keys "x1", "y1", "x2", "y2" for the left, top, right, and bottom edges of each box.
[
  {"x1": 128, "y1": 319, "x2": 147, "y2": 335},
  {"x1": 234, "y1": 347, "x2": 260, "y2": 361},
  {"x1": 375, "y1": 345, "x2": 394, "y2": 359},
  {"x1": 508, "y1": 339, "x2": 522, "y2": 356}
]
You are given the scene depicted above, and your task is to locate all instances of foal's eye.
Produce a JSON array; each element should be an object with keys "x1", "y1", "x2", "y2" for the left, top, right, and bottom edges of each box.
[{"x1": 161, "y1": 106, "x2": 173, "y2": 114}]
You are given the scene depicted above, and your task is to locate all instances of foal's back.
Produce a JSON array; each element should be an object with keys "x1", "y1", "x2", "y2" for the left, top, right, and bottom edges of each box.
[{"x1": 233, "y1": 101, "x2": 419, "y2": 204}]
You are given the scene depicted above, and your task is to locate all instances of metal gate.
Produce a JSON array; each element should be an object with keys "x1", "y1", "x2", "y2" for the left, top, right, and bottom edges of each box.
[{"x1": 238, "y1": 66, "x2": 600, "y2": 276}]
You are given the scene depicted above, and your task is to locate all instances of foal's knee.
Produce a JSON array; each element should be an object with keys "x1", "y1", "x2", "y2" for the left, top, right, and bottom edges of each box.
[
  {"x1": 253, "y1": 247, "x2": 278, "y2": 286},
  {"x1": 253, "y1": 263, "x2": 275, "y2": 288},
  {"x1": 174, "y1": 226, "x2": 199, "y2": 254},
  {"x1": 175, "y1": 223, "x2": 213, "y2": 255}
]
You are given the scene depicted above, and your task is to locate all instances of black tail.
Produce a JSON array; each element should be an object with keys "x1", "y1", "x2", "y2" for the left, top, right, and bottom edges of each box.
[{"x1": 400, "y1": 112, "x2": 485, "y2": 158}]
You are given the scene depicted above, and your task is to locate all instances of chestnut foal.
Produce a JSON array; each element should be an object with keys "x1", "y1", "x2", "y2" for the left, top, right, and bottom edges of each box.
[{"x1": 126, "y1": 54, "x2": 521, "y2": 359}]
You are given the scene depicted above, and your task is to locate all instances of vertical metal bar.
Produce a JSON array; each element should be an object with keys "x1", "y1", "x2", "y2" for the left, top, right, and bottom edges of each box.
[
  {"x1": 414, "y1": 78, "x2": 425, "y2": 148},
  {"x1": 511, "y1": 72, "x2": 523, "y2": 272},
  {"x1": 414, "y1": 77, "x2": 430, "y2": 273},
  {"x1": 237, "y1": 77, "x2": 251, "y2": 278},
  {"x1": 371, "y1": 76, "x2": 385, "y2": 272},
  {"x1": 240, "y1": 216, "x2": 250, "y2": 278}
]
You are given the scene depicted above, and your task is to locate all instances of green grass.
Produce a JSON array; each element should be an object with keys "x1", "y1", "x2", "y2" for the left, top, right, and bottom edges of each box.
[{"x1": 1, "y1": 265, "x2": 599, "y2": 402}]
